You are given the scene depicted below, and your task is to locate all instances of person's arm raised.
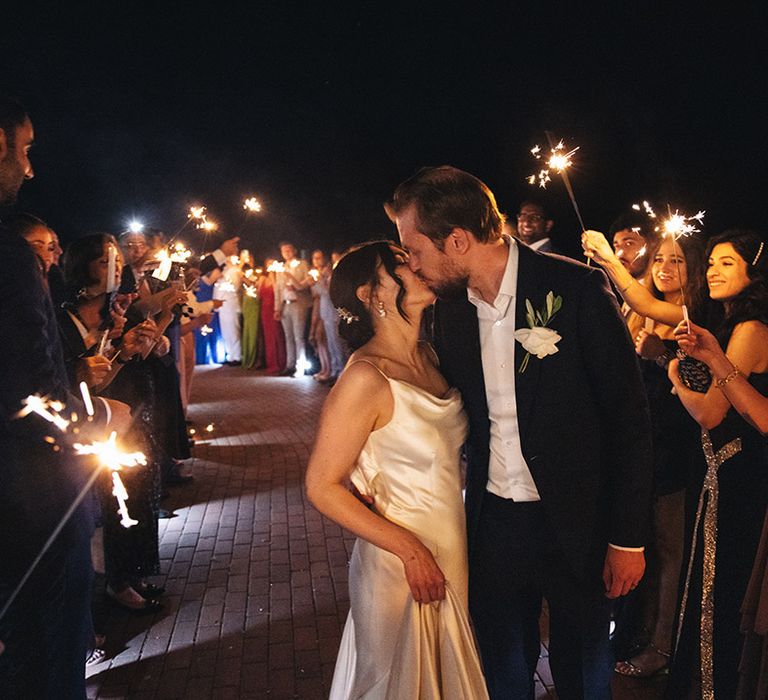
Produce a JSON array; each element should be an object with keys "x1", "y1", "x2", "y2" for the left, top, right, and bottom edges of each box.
[
  {"x1": 305, "y1": 361, "x2": 447, "y2": 603},
  {"x1": 581, "y1": 230, "x2": 684, "y2": 326},
  {"x1": 668, "y1": 320, "x2": 768, "y2": 429}
]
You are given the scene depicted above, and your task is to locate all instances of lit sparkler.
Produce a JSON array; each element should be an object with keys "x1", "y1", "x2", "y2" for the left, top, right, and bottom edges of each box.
[
  {"x1": 73, "y1": 431, "x2": 146, "y2": 528},
  {"x1": 309, "y1": 269, "x2": 320, "y2": 281},
  {"x1": 243, "y1": 197, "x2": 262, "y2": 213},
  {"x1": 267, "y1": 261, "x2": 285, "y2": 272},
  {"x1": 16, "y1": 394, "x2": 70, "y2": 432},
  {"x1": 200, "y1": 324, "x2": 213, "y2": 336},
  {"x1": 528, "y1": 134, "x2": 588, "y2": 260},
  {"x1": 244, "y1": 285, "x2": 259, "y2": 298},
  {"x1": 217, "y1": 280, "x2": 236, "y2": 293},
  {"x1": 661, "y1": 209, "x2": 705, "y2": 241}
]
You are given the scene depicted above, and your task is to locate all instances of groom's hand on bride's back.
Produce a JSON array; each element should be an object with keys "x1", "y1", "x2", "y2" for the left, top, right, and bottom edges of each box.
[{"x1": 349, "y1": 482, "x2": 374, "y2": 508}]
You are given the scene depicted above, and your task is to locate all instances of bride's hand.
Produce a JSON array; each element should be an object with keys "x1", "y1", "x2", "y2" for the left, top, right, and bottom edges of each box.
[{"x1": 401, "y1": 540, "x2": 446, "y2": 604}]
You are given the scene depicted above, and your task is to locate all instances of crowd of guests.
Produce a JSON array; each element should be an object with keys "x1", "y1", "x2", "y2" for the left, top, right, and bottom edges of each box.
[
  {"x1": 572, "y1": 214, "x2": 768, "y2": 698},
  {"x1": 193, "y1": 236, "x2": 347, "y2": 384}
]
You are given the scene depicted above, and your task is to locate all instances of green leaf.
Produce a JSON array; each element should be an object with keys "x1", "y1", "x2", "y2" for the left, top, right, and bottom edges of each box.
[
  {"x1": 553, "y1": 295, "x2": 563, "y2": 313},
  {"x1": 526, "y1": 312, "x2": 535, "y2": 327},
  {"x1": 525, "y1": 299, "x2": 535, "y2": 322},
  {"x1": 546, "y1": 291, "x2": 554, "y2": 318},
  {"x1": 518, "y1": 352, "x2": 530, "y2": 373}
]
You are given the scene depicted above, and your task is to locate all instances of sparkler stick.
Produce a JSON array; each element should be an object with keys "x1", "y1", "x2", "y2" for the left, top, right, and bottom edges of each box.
[
  {"x1": 97, "y1": 329, "x2": 110, "y2": 356},
  {"x1": 0, "y1": 465, "x2": 102, "y2": 627},
  {"x1": 106, "y1": 244, "x2": 118, "y2": 294},
  {"x1": 544, "y1": 131, "x2": 587, "y2": 234},
  {"x1": 528, "y1": 133, "x2": 589, "y2": 263},
  {"x1": 79, "y1": 381, "x2": 95, "y2": 417}
]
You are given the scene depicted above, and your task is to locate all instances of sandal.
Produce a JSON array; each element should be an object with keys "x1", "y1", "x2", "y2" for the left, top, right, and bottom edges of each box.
[
  {"x1": 106, "y1": 585, "x2": 163, "y2": 615},
  {"x1": 86, "y1": 647, "x2": 106, "y2": 665},
  {"x1": 614, "y1": 644, "x2": 670, "y2": 677}
]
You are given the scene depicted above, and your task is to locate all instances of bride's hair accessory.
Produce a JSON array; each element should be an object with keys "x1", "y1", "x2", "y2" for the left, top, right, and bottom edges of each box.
[
  {"x1": 336, "y1": 307, "x2": 359, "y2": 324},
  {"x1": 752, "y1": 240, "x2": 764, "y2": 266}
]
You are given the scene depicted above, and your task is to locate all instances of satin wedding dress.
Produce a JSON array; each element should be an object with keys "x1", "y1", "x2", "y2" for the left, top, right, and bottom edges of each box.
[{"x1": 329, "y1": 361, "x2": 488, "y2": 699}]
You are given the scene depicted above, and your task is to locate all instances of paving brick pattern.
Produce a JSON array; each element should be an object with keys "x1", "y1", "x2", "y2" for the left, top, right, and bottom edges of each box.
[{"x1": 86, "y1": 365, "x2": 665, "y2": 699}]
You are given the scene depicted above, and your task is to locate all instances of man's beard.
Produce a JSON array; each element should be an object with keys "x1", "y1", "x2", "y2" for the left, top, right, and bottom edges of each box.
[{"x1": 424, "y1": 273, "x2": 469, "y2": 301}]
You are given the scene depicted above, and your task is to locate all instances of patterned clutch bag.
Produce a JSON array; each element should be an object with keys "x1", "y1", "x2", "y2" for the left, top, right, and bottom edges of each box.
[{"x1": 676, "y1": 350, "x2": 712, "y2": 393}]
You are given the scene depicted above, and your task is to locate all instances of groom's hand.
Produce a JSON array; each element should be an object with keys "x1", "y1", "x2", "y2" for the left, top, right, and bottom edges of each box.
[{"x1": 602, "y1": 547, "x2": 645, "y2": 598}]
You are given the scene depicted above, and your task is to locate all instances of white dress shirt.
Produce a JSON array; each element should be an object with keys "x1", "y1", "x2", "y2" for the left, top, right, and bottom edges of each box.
[
  {"x1": 528, "y1": 237, "x2": 552, "y2": 252},
  {"x1": 467, "y1": 237, "x2": 540, "y2": 502}
]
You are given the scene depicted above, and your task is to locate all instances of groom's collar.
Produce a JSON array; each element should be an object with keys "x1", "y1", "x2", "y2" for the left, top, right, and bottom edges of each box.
[{"x1": 466, "y1": 235, "x2": 518, "y2": 310}]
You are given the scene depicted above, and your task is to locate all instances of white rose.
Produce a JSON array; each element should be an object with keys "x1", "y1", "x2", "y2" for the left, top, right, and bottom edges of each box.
[{"x1": 514, "y1": 326, "x2": 561, "y2": 359}]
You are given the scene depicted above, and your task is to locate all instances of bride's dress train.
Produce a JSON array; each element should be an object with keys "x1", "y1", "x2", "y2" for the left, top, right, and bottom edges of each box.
[{"x1": 329, "y1": 363, "x2": 488, "y2": 699}]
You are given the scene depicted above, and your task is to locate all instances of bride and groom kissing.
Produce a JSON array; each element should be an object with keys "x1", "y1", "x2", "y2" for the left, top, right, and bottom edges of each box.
[{"x1": 306, "y1": 165, "x2": 653, "y2": 699}]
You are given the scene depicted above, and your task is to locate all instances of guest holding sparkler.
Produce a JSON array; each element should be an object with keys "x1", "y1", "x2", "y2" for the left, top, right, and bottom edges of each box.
[
  {"x1": 608, "y1": 235, "x2": 708, "y2": 679},
  {"x1": 275, "y1": 241, "x2": 313, "y2": 376},
  {"x1": 673, "y1": 317, "x2": 768, "y2": 698},
  {"x1": 240, "y1": 252, "x2": 264, "y2": 370},
  {"x1": 0, "y1": 94, "x2": 131, "y2": 699},
  {"x1": 259, "y1": 258, "x2": 287, "y2": 374},
  {"x1": 663, "y1": 230, "x2": 768, "y2": 698},
  {"x1": 60, "y1": 234, "x2": 173, "y2": 613}
]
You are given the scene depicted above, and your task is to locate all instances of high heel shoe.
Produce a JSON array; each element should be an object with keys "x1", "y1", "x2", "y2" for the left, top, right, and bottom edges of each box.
[
  {"x1": 106, "y1": 585, "x2": 163, "y2": 615},
  {"x1": 134, "y1": 581, "x2": 165, "y2": 599}
]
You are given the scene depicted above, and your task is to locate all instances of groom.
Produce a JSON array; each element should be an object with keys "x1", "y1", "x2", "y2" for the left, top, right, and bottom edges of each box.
[{"x1": 389, "y1": 166, "x2": 653, "y2": 699}]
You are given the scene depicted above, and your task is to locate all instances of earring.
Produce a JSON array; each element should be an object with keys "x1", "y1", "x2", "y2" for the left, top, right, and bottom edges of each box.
[{"x1": 377, "y1": 301, "x2": 386, "y2": 318}]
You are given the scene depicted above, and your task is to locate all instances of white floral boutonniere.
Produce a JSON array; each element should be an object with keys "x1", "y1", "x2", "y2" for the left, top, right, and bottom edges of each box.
[{"x1": 514, "y1": 291, "x2": 563, "y2": 373}]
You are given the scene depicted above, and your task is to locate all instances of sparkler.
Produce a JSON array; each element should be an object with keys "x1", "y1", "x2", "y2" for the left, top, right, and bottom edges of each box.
[
  {"x1": 244, "y1": 285, "x2": 259, "y2": 298},
  {"x1": 152, "y1": 249, "x2": 173, "y2": 282},
  {"x1": 267, "y1": 261, "x2": 285, "y2": 273},
  {"x1": 528, "y1": 133, "x2": 588, "y2": 261},
  {"x1": 73, "y1": 431, "x2": 146, "y2": 528},
  {"x1": 79, "y1": 381, "x2": 95, "y2": 417},
  {"x1": 16, "y1": 394, "x2": 70, "y2": 432},
  {"x1": 243, "y1": 197, "x2": 262, "y2": 213},
  {"x1": 106, "y1": 244, "x2": 118, "y2": 294},
  {"x1": 200, "y1": 324, "x2": 213, "y2": 336},
  {"x1": 0, "y1": 395, "x2": 145, "y2": 628},
  {"x1": 309, "y1": 269, "x2": 320, "y2": 282}
]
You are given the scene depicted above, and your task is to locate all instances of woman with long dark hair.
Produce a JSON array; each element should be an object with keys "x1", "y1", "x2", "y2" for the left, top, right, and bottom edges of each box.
[
  {"x1": 665, "y1": 230, "x2": 768, "y2": 698},
  {"x1": 305, "y1": 241, "x2": 487, "y2": 698}
]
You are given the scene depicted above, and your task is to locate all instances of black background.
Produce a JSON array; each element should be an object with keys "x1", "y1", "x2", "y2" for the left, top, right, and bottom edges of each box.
[{"x1": 3, "y1": 3, "x2": 767, "y2": 260}]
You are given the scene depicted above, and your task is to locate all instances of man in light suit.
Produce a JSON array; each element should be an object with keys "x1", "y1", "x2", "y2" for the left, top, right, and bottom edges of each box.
[{"x1": 389, "y1": 166, "x2": 653, "y2": 699}]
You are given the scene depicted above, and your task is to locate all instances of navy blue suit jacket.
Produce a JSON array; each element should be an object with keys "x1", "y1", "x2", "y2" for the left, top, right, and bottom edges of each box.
[{"x1": 433, "y1": 244, "x2": 653, "y2": 578}]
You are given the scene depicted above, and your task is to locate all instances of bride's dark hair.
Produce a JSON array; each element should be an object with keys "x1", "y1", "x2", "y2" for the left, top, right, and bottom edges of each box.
[
  {"x1": 330, "y1": 240, "x2": 409, "y2": 351},
  {"x1": 706, "y1": 229, "x2": 768, "y2": 346}
]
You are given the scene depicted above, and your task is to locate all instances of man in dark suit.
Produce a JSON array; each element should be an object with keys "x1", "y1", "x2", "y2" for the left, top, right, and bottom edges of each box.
[
  {"x1": 389, "y1": 166, "x2": 653, "y2": 699},
  {"x1": 515, "y1": 198, "x2": 560, "y2": 254},
  {"x1": 0, "y1": 94, "x2": 130, "y2": 699}
]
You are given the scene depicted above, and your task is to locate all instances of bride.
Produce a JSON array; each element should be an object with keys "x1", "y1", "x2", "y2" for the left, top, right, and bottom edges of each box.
[{"x1": 305, "y1": 241, "x2": 488, "y2": 699}]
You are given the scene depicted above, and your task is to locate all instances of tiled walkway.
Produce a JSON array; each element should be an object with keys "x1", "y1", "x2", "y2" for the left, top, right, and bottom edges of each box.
[{"x1": 85, "y1": 365, "x2": 666, "y2": 699}]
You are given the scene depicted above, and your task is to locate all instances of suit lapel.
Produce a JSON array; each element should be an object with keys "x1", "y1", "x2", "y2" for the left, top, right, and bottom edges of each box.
[{"x1": 514, "y1": 245, "x2": 545, "y2": 439}]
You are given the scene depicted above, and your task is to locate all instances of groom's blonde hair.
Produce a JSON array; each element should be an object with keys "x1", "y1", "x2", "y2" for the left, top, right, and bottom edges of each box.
[{"x1": 386, "y1": 165, "x2": 505, "y2": 249}]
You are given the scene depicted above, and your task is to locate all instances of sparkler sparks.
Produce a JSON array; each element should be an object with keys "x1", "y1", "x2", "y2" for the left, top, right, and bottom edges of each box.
[
  {"x1": 244, "y1": 285, "x2": 259, "y2": 298},
  {"x1": 188, "y1": 206, "x2": 206, "y2": 220},
  {"x1": 73, "y1": 431, "x2": 146, "y2": 528},
  {"x1": 309, "y1": 269, "x2": 320, "y2": 281},
  {"x1": 267, "y1": 261, "x2": 285, "y2": 272},
  {"x1": 200, "y1": 324, "x2": 213, "y2": 336},
  {"x1": 16, "y1": 395, "x2": 70, "y2": 432},
  {"x1": 243, "y1": 197, "x2": 262, "y2": 212},
  {"x1": 662, "y1": 210, "x2": 706, "y2": 240},
  {"x1": 527, "y1": 140, "x2": 580, "y2": 189}
]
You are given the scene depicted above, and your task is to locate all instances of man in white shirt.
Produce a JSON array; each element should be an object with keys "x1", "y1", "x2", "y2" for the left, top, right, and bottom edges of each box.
[
  {"x1": 274, "y1": 241, "x2": 312, "y2": 377},
  {"x1": 390, "y1": 166, "x2": 653, "y2": 700}
]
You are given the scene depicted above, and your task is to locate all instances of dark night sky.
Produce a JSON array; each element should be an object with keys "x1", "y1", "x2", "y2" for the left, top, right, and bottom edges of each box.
[{"x1": 3, "y1": 4, "x2": 767, "y2": 260}]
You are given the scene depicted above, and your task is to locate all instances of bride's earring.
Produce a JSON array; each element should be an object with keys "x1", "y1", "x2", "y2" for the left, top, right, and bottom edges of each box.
[{"x1": 377, "y1": 301, "x2": 386, "y2": 318}]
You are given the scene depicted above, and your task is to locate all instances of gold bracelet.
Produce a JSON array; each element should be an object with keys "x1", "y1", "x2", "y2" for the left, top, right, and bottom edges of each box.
[{"x1": 715, "y1": 365, "x2": 740, "y2": 388}]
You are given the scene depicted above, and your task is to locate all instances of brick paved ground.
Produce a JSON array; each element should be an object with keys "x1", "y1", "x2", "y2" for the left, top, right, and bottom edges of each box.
[{"x1": 85, "y1": 365, "x2": 667, "y2": 699}]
